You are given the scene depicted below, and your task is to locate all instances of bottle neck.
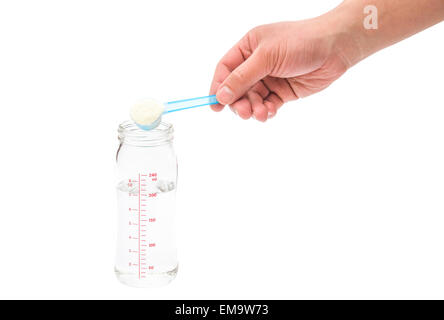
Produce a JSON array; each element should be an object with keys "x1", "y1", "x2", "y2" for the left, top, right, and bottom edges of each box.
[{"x1": 118, "y1": 121, "x2": 174, "y2": 147}]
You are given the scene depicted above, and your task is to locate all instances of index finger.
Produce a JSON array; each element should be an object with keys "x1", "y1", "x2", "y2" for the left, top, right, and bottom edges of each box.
[{"x1": 209, "y1": 37, "x2": 250, "y2": 111}]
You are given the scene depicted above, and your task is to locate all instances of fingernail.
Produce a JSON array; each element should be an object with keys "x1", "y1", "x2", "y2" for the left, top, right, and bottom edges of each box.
[
  {"x1": 230, "y1": 106, "x2": 237, "y2": 115},
  {"x1": 217, "y1": 86, "x2": 234, "y2": 105},
  {"x1": 253, "y1": 113, "x2": 266, "y2": 122},
  {"x1": 268, "y1": 111, "x2": 275, "y2": 119}
]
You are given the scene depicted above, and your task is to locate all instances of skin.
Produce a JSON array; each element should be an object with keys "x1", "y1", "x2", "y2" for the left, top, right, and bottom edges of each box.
[{"x1": 209, "y1": 0, "x2": 444, "y2": 122}]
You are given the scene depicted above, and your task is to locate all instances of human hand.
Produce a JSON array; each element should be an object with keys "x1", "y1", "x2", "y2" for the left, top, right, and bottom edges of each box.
[
  {"x1": 210, "y1": 0, "x2": 444, "y2": 122},
  {"x1": 209, "y1": 19, "x2": 353, "y2": 121}
]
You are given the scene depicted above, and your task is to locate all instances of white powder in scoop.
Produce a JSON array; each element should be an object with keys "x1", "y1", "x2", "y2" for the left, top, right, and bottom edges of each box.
[{"x1": 130, "y1": 99, "x2": 164, "y2": 126}]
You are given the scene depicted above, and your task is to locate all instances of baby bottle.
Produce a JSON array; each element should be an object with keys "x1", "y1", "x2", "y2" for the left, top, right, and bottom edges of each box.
[{"x1": 115, "y1": 120, "x2": 178, "y2": 287}]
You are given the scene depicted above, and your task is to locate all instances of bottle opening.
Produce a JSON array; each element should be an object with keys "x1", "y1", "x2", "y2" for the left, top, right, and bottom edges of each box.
[{"x1": 118, "y1": 120, "x2": 173, "y2": 147}]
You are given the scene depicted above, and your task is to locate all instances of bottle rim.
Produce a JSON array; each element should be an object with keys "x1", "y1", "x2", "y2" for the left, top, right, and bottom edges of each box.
[{"x1": 118, "y1": 120, "x2": 173, "y2": 146}]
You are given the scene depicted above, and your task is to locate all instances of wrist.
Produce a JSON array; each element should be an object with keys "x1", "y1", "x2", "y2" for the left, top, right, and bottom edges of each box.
[
  {"x1": 321, "y1": 1, "x2": 369, "y2": 68},
  {"x1": 324, "y1": 0, "x2": 444, "y2": 68}
]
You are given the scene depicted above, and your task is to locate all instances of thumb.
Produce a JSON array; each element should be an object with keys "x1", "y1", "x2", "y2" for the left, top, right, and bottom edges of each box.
[{"x1": 216, "y1": 48, "x2": 269, "y2": 105}]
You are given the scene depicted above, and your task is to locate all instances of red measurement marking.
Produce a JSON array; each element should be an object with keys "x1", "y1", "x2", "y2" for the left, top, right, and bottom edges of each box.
[
  {"x1": 138, "y1": 173, "x2": 141, "y2": 279},
  {"x1": 130, "y1": 172, "x2": 159, "y2": 279}
]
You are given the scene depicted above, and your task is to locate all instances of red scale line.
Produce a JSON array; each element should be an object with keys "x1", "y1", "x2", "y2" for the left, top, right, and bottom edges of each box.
[{"x1": 138, "y1": 173, "x2": 141, "y2": 279}]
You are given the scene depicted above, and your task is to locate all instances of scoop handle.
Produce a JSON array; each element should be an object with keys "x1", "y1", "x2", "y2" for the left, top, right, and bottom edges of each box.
[{"x1": 163, "y1": 95, "x2": 219, "y2": 114}]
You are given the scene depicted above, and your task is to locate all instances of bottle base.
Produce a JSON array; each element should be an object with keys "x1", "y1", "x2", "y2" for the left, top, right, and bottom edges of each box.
[{"x1": 115, "y1": 265, "x2": 178, "y2": 288}]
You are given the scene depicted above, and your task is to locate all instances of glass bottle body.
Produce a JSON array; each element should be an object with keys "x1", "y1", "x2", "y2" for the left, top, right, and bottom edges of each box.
[{"x1": 115, "y1": 121, "x2": 178, "y2": 287}]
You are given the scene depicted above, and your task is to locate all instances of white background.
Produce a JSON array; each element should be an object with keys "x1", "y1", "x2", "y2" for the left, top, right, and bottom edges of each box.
[{"x1": 0, "y1": 0, "x2": 443, "y2": 299}]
